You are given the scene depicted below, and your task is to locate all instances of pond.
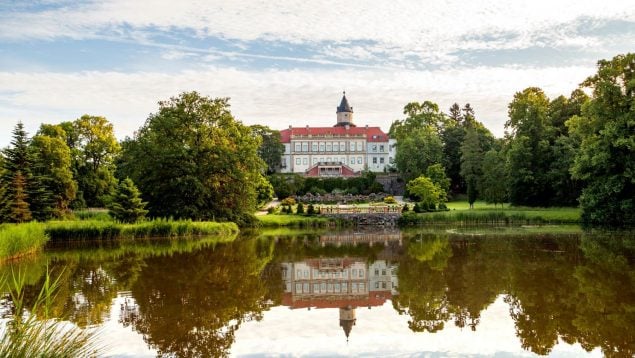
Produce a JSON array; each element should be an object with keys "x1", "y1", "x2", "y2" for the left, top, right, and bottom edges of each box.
[{"x1": 1, "y1": 226, "x2": 633, "y2": 357}]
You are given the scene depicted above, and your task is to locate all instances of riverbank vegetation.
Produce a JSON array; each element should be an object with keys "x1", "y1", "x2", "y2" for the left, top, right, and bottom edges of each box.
[
  {"x1": 0, "y1": 219, "x2": 238, "y2": 261},
  {"x1": 0, "y1": 222, "x2": 48, "y2": 261},
  {"x1": 0, "y1": 270, "x2": 103, "y2": 356},
  {"x1": 257, "y1": 214, "x2": 340, "y2": 228}
]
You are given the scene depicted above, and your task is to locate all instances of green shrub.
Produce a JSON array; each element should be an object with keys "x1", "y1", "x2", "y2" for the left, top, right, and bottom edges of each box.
[
  {"x1": 413, "y1": 202, "x2": 423, "y2": 213},
  {"x1": 281, "y1": 197, "x2": 297, "y2": 206},
  {"x1": 383, "y1": 196, "x2": 397, "y2": 204},
  {"x1": 307, "y1": 204, "x2": 316, "y2": 216},
  {"x1": 296, "y1": 202, "x2": 305, "y2": 215},
  {"x1": 402, "y1": 203, "x2": 409, "y2": 212}
]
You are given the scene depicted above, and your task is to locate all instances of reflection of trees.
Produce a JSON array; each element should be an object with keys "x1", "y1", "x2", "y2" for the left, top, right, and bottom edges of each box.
[
  {"x1": 572, "y1": 234, "x2": 635, "y2": 357},
  {"x1": 505, "y1": 235, "x2": 581, "y2": 355},
  {"x1": 393, "y1": 233, "x2": 501, "y2": 333},
  {"x1": 127, "y1": 238, "x2": 276, "y2": 357},
  {"x1": 393, "y1": 231, "x2": 635, "y2": 357}
]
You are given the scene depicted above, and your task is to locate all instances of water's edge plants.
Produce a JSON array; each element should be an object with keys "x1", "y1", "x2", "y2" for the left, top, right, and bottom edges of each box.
[{"x1": 0, "y1": 219, "x2": 239, "y2": 261}]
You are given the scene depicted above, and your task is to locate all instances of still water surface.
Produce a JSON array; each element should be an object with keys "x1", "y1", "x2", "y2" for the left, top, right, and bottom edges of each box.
[{"x1": 2, "y1": 227, "x2": 634, "y2": 357}]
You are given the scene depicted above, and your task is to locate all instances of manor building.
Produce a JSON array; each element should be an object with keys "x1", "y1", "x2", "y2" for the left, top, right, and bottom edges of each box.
[{"x1": 279, "y1": 93, "x2": 396, "y2": 177}]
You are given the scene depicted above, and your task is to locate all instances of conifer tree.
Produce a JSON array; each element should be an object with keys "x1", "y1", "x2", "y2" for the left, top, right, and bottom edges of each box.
[
  {"x1": 107, "y1": 178, "x2": 148, "y2": 223},
  {"x1": 0, "y1": 123, "x2": 33, "y2": 222},
  {"x1": 8, "y1": 172, "x2": 32, "y2": 223}
]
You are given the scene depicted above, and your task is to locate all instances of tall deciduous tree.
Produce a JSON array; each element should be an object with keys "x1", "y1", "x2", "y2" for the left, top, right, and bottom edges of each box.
[
  {"x1": 460, "y1": 128, "x2": 483, "y2": 209},
  {"x1": 72, "y1": 115, "x2": 120, "y2": 208},
  {"x1": 571, "y1": 53, "x2": 635, "y2": 227},
  {"x1": 505, "y1": 87, "x2": 552, "y2": 206},
  {"x1": 118, "y1": 92, "x2": 264, "y2": 225},
  {"x1": 30, "y1": 129, "x2": 77, "y2": 218},
  {"x1": 479, "y1": 149, "x2": 508, "y2": 207},
  {"x1": 250, "y1": 125, "x2": 284, "y2": 174}
]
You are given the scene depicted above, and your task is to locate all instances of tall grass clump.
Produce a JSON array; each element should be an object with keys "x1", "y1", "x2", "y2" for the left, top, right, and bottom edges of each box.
[
  {"x1": 45, "y1": 219, "x2": 238, "y2": 242},
  {"x1": 257, "y1": 214, "x2": 349, "y2": 228},
  {"x1": 0, "y1": 269, "x2": 104, "y2": 357},
  {"x1": 0, "y1": 223, "x2": 48, "y2": 261},
  {"x1": 398, "y1": 210, "x2": 578, "y2": 226}
]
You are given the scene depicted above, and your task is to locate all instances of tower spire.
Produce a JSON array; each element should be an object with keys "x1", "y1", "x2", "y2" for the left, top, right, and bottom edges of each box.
[{"x1": 335, "y1": 92, "x2": 354, "y2": 127}]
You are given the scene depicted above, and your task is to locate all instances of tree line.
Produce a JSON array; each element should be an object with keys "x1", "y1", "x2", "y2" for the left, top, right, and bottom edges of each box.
[
  {"x1": 0, "y1": 93, "x2": 274, "y2": 225},
  {"x1": 1, "y1": 53, "x2": 632, "y2": 227},
  {"x1": 391, "y1": 53, "x2": 634, "y2": 227}
]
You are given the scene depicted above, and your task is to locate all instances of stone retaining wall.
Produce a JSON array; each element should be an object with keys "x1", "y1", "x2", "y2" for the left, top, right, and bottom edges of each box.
[{"x1": 322, "y1": 213, "x2": 401, "y2": 226}]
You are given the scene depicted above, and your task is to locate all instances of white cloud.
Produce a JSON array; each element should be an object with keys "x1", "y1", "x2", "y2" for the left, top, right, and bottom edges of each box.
[
  {"x1": 0, "y1": 64, "x2": 595, "y2": 146},
  {"x1": 1, "y1": 0, "x2": 632, "y2": 66}
]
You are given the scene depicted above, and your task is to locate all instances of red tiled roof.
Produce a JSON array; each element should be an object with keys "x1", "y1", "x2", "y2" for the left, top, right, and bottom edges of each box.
[
  {"x1": 281, "y1": 291, "x2": 393, "y2": 309},
  {"x1": 280, "y1": 126, "x2": 389, "y2": 143}
]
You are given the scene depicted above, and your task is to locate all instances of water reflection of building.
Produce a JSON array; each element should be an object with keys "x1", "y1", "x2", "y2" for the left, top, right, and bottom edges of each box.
[
  {"x1": 319, "y1": 228, "x2": 402, "y2": 247},
  {"x1": 281, "y1": 234, "x2": 401, "y2": 341}
]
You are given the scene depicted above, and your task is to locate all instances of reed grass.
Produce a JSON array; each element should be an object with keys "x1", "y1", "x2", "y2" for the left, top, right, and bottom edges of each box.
[
  {"x1": 45, "y1": 219, "x2": 239, "y2": 242},
  {"x1": 398, "y1": 209, "x2": 580, "y2": 226},
  {"x1": 257, "y1": 214, "x2": 345, "y2": 228},
  {"x1": 0, "y1": 222, "x2": 48, "y2": 261},
  {"x1": 0, "y1": 269, "x2": 104, "y2": 357}
]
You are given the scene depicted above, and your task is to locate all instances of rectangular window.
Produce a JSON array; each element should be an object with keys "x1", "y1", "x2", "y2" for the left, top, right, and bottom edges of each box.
[
  {"x1": 380, "y1": 157, "x2": 384, "y2": 164},
  {"x1": 333, "y1": 143, "x2": 339, "y2": 151},
  {"x1": 326, "y1": 143, "x2": 332, "y2": 152},
  {"x1": 372, "y1": 144, "x2": 377, "y2": 152},
  {"x1": 313, "y1": 283, "x2": 320, "y2": 292},
  {"x1": 313, "y1": 158, "x2": 317, "y2": 164},
  {"x1": 303, "y1": 158, "x2": 308, "y2": 165},
  {"x1": 342, "y1": 282, "x2": 348, "y2": 292},
  {"x1": 359, "y1": 269, "x2": 364, "y2": 278},
  {"x1": 382, "y1": 282, "x2": 387, "y2": 289},
  {"x1": 356, "y1": 142, "x2": 362, "y2": 151},
  {"x1": 296, "y1": 283, "x2": 302, "y2": 293},
  {"x1": 302, "y1": 142, "x2": 308, "y2": 152},
  {"x1": 296, "y1": 158, "x2": 301, "y2": 165},
  {"x1": 282, "y1": 158, "x2": 286, "y2": 167},
  {"x1": 303, "y1": 283, "x2": 309, "y2": 292},
  {"x1": 320, "y1": 157, "x2": 324, "y2": 162},
  {"x1": 312, "y1": 143, "x2": 318, "y2": 152},
  {"x1": 321, "y1": 282, "x2": 326, "y2": 291},
  {"x1": 335, "y1": 283, "x2": 341, "y2": 293},
  {"x1": 327, "y1": 283, "x2": 333, "y2": 292},
  {"x1": 319, "y1": 143, "x2": 325, "y2": 151},
  {"x1": 327, "y1": 157, "x2": 331, "y2": 162},
  {"x1": 375, "y1": 282, "x2": 380, "y2": 289},
  {"x1": 380, "y1": 145, "x2": 385, "y2": 152},
  {"x1": 382, "y1": 269, "x2": 386, "y2": 275},
  {"x1": 352, "y1": 269, "x2": 357, "y2": 277},
  {"x1": 340, "y1": 142, "x2": 346, "y2": 151},
  {"x1": 357, "y1": 157, "x2": 362, "y2": 164},
  {"x1": 294, "y1": 143, "x2": 301, "y2": 152},
  {"x1": 373, "y1": 157, "x2": 377, "y2": 164},
  {"x1": 359, "y1": 282, "x2": 365, "y2": 291},
  {"x1": 375, "y1": 269, "x2": 379, "y2": 275},
  {"x1": 352, "y1": 283, "x2": 358, "y2": 292}
]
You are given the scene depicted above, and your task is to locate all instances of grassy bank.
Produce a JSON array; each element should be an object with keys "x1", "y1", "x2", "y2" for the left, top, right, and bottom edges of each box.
[
  {"x1": 257, "y1": 214, "x2": 346, "y2": 228},
  {"x1": 399, "y1": 206, "x2": 580, "y2": 226},
  {"x1": 0, "y1": 223, "x2": 48, "y2": 261},
  {"x1": 45, "y1": 219, "x2": 238, "y2": 242},
  {"x1": 0, "y1": 219, "x2": 239, "y2": 261}
]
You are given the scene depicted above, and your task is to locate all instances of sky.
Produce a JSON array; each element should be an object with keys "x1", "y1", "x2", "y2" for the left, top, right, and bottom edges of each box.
[{"x1": 0, "y1": 0, "x2": 634, "y2": 146}]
